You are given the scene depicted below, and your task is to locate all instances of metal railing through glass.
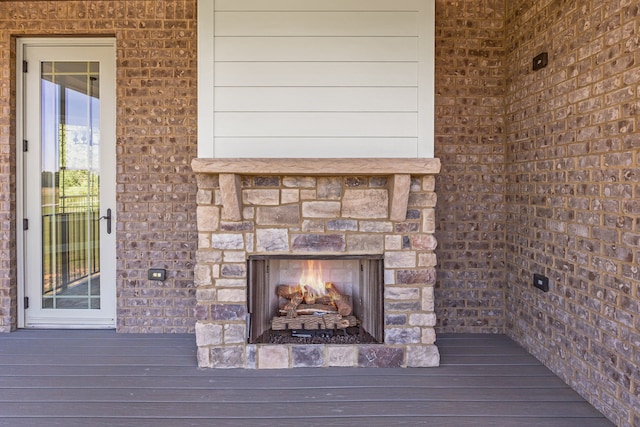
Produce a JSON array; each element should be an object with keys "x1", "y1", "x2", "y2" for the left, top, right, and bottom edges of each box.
[{"x1": 42, "y1": 195, "x2": 100, "y2": 296}]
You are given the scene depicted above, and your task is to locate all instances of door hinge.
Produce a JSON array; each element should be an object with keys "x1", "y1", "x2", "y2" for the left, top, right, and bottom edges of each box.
[
  {"x1": 24, "y1": 297, "x2": 29, "y2": 309},
  {"x1": 23, "y1": 140, "x2": 28, "y2": 152},
  {"x1": 23, "y1": 60, "x2": 27, "y2": 73},
  {"x1": 23, "y1": 218, "x2": 28, "y2": 230}
]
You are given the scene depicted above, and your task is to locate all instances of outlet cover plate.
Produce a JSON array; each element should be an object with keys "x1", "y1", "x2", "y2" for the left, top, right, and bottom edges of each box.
[
  {"x1": 533, "y1": 52, "x2": 548, "y2": 71},
  {"x1": 148, "y1": 268, "x2": 166, "y2": 281},
  {"x1": 533, "y1": 273, "x2": 549, "y2": 292}
]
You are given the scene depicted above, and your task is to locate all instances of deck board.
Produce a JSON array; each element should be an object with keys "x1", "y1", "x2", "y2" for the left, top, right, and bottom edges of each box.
[
  {"x1": 0, "y1": 401, "x2": 607, "y2": 418},
  {"x1": 0, "y1": 417, "x2": 615, "y2": 427},
  {"x1": 0, "y1": 331, "x2": 614, "y2": 427},
  {"x1": 0, "y1": 374, "x2": 576, "y2": 390},
  {"x1": 0, "y1": 387, "x2": 587, "y2": 402}
]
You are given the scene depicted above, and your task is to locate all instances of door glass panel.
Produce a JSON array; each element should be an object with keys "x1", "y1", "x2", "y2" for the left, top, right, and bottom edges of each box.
[{"x1": 40, "y1": 61, "x2": 101, "y2": 310}]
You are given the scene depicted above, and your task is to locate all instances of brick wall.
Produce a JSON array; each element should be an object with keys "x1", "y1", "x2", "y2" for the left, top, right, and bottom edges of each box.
[
  {"x1": 434, "y1": 0, "x2": 507, "y2": 333},
  {"x1": 0, "y1": 0, "x2": 198, "y2": 332},
  {"x1": 504, "y1": 1, "x2": 640, "y2": 426}
]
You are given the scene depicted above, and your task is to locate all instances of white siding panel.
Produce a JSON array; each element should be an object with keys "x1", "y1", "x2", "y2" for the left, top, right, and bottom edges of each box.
[
  {"x1": 418, "y1": 2, "x2": 435, "y2": 157},
  {"x1": 215, "y1": 12, "x2": 418, "y2": 37},
  {"x1": 214, "y1": 0, "x2": 420, "y2": 12},
  {"x1": 215, "y1": 88, "x2": 418, "y2": 112},
  {"x1": 198, "y1": 0, "x2": 215, "y2": 157},
  {"x1": 214, "y1": 138, "x2": 419, "y2": 158},
  {"x1": 215, "y1": 37, "x2": 418, "y2": 62},
  {"x1": 214, "y1": 62, "x2": 418, "y2": 87},
  {"x1": 214, "y1": 113, "x2": 417, "y2": 137},
  {"x1": 198, "y1": 0, "x2": 434, "y2": 158}
]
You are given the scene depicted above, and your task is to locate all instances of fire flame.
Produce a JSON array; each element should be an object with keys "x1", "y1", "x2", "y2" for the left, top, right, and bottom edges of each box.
[{"x1": 298, "y1": 260, "x2": 327, "y2": 302}]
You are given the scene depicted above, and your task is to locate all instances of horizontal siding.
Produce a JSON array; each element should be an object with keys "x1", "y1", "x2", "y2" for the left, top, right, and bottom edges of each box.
[
  {"x1": 214, "y1": 37, "x2": 418, "y2": 62},
  {"x1": 213, "y1": 138, "x2": 418, "y2": 158},
  {"x1": 214, "y1": 112, "x2": 418, "y2": 137},
  {"x1": 206, "y1": 1, "x2": 430, "y2": 158},
  {"x1": 215, "y1": 87, "x2": 418, "y2": 112},
  {"x1": 215, "y1": 12, "x2": 418, "y2": 36},
  {"x1": 214, "y1": 62, "x2": 418, "y2": 87},
  {"x1": 214, "y1": 0, "x2": 421, "y2": 12}
]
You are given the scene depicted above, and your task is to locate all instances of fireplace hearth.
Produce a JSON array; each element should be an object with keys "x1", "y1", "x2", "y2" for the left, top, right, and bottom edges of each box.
[{"x1": 192, "y1": 158, "x2": 441, "y2": 369}]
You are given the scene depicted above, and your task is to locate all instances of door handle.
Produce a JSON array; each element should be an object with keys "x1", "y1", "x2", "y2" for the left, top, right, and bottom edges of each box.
[{"x1": 99, "y1": 208, "x2": 112, "y2": 234}]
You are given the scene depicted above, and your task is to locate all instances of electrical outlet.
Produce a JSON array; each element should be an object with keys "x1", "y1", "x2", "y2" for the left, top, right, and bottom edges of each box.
[
  {"x1": 533, "y1": 273, "x2": 549, "y2": 292},
  {"x1": 533, "y1": 52, "x2": 548, "y2": 71},
  {"x1": 148, "y1": 268, "x2": 166, "y2": 281}
]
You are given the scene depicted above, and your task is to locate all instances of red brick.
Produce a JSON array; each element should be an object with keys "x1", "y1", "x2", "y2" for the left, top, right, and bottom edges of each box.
[{"x1": 0, "y1": 0, "x2": 197, "y2": 333}]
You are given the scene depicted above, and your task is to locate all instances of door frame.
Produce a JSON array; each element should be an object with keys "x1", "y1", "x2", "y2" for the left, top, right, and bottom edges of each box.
[{"x1": 16, "y1": 37, "x2": 117, "y2": 329}]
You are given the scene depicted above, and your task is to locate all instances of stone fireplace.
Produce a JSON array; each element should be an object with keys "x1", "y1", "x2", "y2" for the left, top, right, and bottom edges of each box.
[{"x1": 192, "y1": 158, "x2": 440, "y2": 368}]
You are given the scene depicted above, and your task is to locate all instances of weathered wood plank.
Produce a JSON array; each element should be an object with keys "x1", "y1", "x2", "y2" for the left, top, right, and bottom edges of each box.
[{"x1": 191, "y1": 158, "x2": 441, "y2": 175}]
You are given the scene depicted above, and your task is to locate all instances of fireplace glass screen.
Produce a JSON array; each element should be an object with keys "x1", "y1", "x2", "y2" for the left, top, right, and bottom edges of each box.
[{"x1": 248, "y1": 255, "x2": 384, "y2": 344}]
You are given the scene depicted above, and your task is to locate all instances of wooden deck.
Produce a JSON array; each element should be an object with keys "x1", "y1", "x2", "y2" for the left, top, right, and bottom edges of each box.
[{"x1": 0, "y1": 331, "x2": 613, "y2": 427}]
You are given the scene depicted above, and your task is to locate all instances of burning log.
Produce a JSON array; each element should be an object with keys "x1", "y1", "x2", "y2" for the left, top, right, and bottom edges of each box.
[
  {"x1": 276, "y1": 282, "x2": 353, "y2": 321},
  {"x1": 325, "y1": 282, "x2": 352, "y2": 316},
  {"x1": 279, "y1": 303, "x2": 337, "y2": 316},
  {"x1": 303, "y1": 285, "x2": 323, "y2": 305},
  {"x1": 282, "y1": 292, "x2": 303, "y2": 318},
  {"x1": 276, "y1": 285, "x2": 301, "y2": 299}
]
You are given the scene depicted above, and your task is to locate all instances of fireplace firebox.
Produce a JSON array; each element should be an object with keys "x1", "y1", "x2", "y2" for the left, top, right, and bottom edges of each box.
[{"x1": 248, "y1": 255, "x2": 384, "y2": 345}]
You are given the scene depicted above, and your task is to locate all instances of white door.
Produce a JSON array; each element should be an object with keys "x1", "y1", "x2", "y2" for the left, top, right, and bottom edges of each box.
[{"x1": 18, "y1": 39, "x2": 116, "y2": 328}]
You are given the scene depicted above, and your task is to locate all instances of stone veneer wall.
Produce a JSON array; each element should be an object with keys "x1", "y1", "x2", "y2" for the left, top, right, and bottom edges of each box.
[
  {"x1": 0, "y1": 0, "x2": 198, "y2": 332},
  {"x1": 194, "y1": 174, "x2": 440, "y2": 368},
  {"x1": 433, "y1": 0, "x2": 508, "y2": 333},
  {"x1": 504, "y1": 1, "x2": 640, "y2": 426}
]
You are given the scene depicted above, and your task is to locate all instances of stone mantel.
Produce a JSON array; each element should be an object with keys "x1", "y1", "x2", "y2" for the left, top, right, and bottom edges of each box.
[
  {"x1": 192, "y1": 158, "x2": 441, "y2": 222},
  {"x1": 191, "y1": 158, "x2": 441, "y2": 176}
]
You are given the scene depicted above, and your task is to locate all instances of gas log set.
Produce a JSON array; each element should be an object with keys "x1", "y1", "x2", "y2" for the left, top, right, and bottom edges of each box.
[
  {"x1": 249, "y1": 257, "x2": 383, "y2": 344},
  {"x1": 272, "y1": 282, "x2": 357, "y2": 332},
  {"x1": 249, "y1": 259, "x2": 381, "y2": 344}
]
